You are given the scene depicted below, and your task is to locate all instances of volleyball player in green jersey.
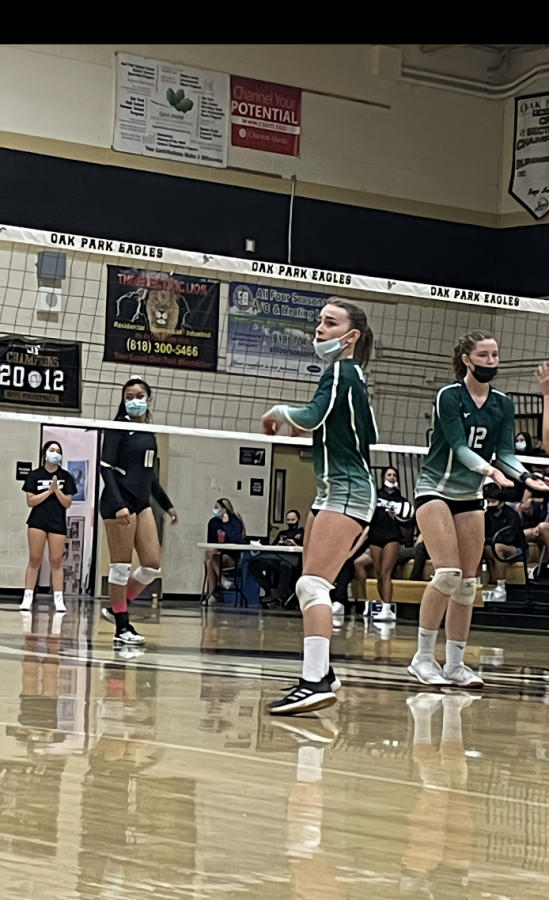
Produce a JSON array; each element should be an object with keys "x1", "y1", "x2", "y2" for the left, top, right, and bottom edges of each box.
[
  {"x1": 262, "y1": 299, "x2": 378, "y2": 714},
  {"x1": 410, "y1": 331, "x2": 549, "y2": 688}
]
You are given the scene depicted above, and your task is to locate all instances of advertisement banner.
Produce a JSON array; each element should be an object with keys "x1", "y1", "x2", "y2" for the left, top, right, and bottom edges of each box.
[
  {"x1": 104, "y1": 266, "x2": 219, "y2": 371},
  {"x1": 114, "y1": 53, "x2": 230, "y2": 168},
  {"x1": 226, "y1": 282, "x2": 328, "y2": 381},
  {"x1": 231, "y1": 76, "x2": 301, "y2": 156},
  {"x1": 510, "y1": 92, "x2": 549, "y2": 220},
  {"x1": 0, "y1": 337, "x2": 80, "y2": 409}
]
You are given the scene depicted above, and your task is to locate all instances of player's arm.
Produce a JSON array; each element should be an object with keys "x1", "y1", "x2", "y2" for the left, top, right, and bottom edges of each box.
[
  {"x1": 151, "y1": 471, "x2": 177, "y2": 523},
  {"x1": 536, "y1": 361, "x2": 549, "y2": 452},
  {"x1": 100, "y1": 430, "x2": 128, "y2": 514},
  {"x1": 262, "y1": 367, "x2": 337, "y2": 434},
  {"x1": 496, "y1": 398, "x2": 549, "y2": 491},
  {"x1": 437, "y1": 388, "x2": 494, "y2": 474}
]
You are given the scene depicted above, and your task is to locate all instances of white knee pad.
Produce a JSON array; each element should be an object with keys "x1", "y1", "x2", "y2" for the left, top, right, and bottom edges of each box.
[
  {"x1": 108, "y1": 562, "x2": 131, "y2": 586},
  {"x1": 132, "y1": 565, "x2": 161, "y2": 585},
  {"x1": 431, "y1": 567, "x2": 462, "y2": 598},
  {"x1": 453, "y1": 577, "x2": 477, "y2": 607},
  {"x1": 296, "y1": 575, "x2": 333, "y2": 613}
]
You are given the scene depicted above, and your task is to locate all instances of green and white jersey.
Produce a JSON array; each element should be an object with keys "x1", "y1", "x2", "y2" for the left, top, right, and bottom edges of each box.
[
  {"x1": 416, "y1": 381, "x2": 528, "y2": 501},
  {"x1": 271, "y1": 358, "x2": 378, "y2": 522}
]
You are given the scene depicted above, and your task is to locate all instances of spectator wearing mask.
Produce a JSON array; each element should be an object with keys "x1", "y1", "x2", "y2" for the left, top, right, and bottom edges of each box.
[
  {"x1": 248, "y1": 510, "x2": 304, "y2": 608},
  {"x1": 483, "y1": 484, "x2": 526, "y2": 603},
  {"x1": 367, "y1": 466, "x2": 414, "y2": 622},
  {"x1": 204, "y1": 498, "x2": 245, "y2": 603}
]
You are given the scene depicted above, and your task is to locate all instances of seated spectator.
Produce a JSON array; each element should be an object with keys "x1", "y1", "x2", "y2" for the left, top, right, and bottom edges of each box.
[
  {"x1": 484, "y1": 484, "x2": 526, "y2": 602},
  {"x1": 517, "y1": 481, "x2": 549, "y2": 577},
  {"x1": 204, "y1": 498, "x2": 246, "y2": 604},
  {"x1": 397, "y1": 532, "x2": 431, "y2": 581},
  {"x1": 330, "y1": 530, "x2": 371, "y2": 618},
  {"x1": 367, "y1": 466, "x2": 414, "y2": 622},
  {"x1": 248, "y1": 510, "x2": 303, "y2": 609}
]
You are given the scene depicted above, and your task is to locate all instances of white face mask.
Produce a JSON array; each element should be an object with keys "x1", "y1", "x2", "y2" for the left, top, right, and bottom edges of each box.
[
  {"x1": 46, "y1": 451, "x2": 62, "y2": 465},
  {"x1": 313, "y1": 331, "x2": 352, "y2": 362},
  {"x1": 384, "y1": 480, "x2": 397, "y2": 490},
  {"x1": 516, "y1": 440, "x2": 526, "y2": 452},
  {"x1": 213, "y1": 508, "x2": 223, "y2": 517}
]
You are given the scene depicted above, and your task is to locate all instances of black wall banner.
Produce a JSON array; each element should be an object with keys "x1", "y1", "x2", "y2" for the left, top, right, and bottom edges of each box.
[
  {"x1": 104, "y1": 266, "x2": 220, "y2": 370},
  {"x1": 0, "y1": 337, "x2": 81, "y2": 409}
]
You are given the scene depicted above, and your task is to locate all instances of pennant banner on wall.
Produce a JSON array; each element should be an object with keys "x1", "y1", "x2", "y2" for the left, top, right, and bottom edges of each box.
[
  {"x1": 510, "y1": 92, "x2": 549, "y2": 220},
  {"x1": 2, "y1": 224, "x2": 549, "y2": 317}
]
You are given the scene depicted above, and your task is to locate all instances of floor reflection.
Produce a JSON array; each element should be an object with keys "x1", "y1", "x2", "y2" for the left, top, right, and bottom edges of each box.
[{"x1": 0, "y1": 602, "x2": 548, "y2": 897}]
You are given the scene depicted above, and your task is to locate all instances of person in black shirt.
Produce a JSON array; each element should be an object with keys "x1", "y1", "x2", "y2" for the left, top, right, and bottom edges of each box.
[
  {"x1": 483, "y1": 484, "x2": 526, "y2": 603},
  {"x1": 100, "y1": 377, "x2": 177, "y2": 646},
  {"x1": 21, "y1": 441, "x2": 77, "y2": 614},
  {"x1": 204, "y1": 498, "x2": 245, "y2": 604},
  {"x1": 248, "y1": 510, "x2": 304, "y2": 608},
  {"x1": 368, "y1": 466, "x2": 413, "y2": 622}
]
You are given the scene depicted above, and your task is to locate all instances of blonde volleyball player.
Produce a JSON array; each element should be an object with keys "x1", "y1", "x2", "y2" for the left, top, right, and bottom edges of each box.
[
  {"x1": 410, "y1": 332, "x2": 549, "y2": 688},
  {"x1": 261, "y1": 299, "x2": 378, "y2": 714}
]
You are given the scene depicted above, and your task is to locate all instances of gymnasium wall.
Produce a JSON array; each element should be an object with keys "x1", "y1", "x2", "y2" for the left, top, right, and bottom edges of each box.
[{"x1": 0, "y1": 43, "x2": 503, "y2": 224}]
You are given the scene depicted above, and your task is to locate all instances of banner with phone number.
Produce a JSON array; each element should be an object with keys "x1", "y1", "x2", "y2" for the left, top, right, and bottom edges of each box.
[
  {"x1": 104, "y1": 266, "x2": 219, "y2": 370},
  {"x1": 226, "y1": 281, "x2": 327, "y2": 382}
]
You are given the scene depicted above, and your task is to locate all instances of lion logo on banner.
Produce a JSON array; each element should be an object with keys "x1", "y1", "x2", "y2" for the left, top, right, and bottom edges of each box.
[{"x1": 145, "y1": 290, "x2": 181, "y2": 337}]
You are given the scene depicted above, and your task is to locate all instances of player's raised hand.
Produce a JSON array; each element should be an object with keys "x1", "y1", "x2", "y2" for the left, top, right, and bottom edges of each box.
[
  {"x1": 489, "y1": 468, "x2": 514, "y2": 489},
  {"x1": 536, "y1": 362, "x2": 549, "y2": 396},
  {"x1": 261, "y1": 410, "x2": 283, "y2": 436},
  {"x1": 525, "y1": 475, "x2": 549, "y2": 492}
]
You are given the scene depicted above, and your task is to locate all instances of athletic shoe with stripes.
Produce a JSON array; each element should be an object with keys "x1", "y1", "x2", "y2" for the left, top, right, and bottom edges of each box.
[
  {"x1": 408, "y1": 654, "x2": 451, "y2": 686},
  {"x1": 268, "y1": 676, "x2": 336, "y2": 715},
  {"x1": 280, "y1": 666, "x2": 341, "y2": 694}
]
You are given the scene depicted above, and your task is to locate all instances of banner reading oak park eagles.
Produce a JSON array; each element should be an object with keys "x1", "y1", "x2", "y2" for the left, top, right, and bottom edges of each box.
[
  {"x1": 104, "y1": 267, "x2": 219, "y2": 371},
  {"x1": 510, "y1": 92, "x2": 549, "y2": 220},
  {"x1": 226, "y1": 282, "x2": 327, "y2": 382}
]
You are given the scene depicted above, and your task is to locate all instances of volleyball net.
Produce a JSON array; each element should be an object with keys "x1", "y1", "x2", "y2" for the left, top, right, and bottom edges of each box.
[{"x1": 1, "y1": 224, "x2": 549, "y2": 456}]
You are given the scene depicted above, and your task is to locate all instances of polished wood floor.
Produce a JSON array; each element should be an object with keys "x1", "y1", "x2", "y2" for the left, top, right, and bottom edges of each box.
[{"x1": 0, "y1": 599, "x2": 549, "y2": 899}]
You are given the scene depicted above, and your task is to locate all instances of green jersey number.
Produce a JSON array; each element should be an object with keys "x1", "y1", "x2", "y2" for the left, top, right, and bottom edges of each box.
[{"x1": 467, "y1": 425, "x2": 487, "y2": 450}]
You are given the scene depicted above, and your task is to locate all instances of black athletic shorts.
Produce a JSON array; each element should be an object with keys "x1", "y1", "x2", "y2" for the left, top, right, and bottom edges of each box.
[
  {"x1": 311, "y1": 507, "x2": 369, "y2": 529},
  {"x1": 414, "y1": 494, "x2": 484, "y2": 516},
  {"x1": 100, "y1": 491, "x2": 151, "y2": 521}
]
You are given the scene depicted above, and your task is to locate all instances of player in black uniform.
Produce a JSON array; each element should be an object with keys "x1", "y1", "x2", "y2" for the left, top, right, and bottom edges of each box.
[
  {"x1": 409, "y1": 332, "x2": 549, "y2": 688},
  {"x1": 20, "y1": 440, "x2": 77, "y2": 613},
  {"x1": 368, "y1": 466, "x2": 413, "y2": 623},
  {"x1": 100, "y1": 377, "x2": 177, "y2": 646},
  {"x1": 262, "y1": 299, "x2": 378, "y2": 715}
]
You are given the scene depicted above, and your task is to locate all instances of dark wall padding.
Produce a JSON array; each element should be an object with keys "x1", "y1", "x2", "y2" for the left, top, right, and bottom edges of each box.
[{"x1": 0, "y1": 147, "x2": 546, "y2": 295}]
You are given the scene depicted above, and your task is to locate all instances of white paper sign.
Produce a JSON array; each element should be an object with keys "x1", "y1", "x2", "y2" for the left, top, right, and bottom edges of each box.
[
  {"x1": 113, "y1": 53, "x2": 229, "y2": 168},
  {"x1": 510, "y1": 92, "x2": 549, "y2": 219}
]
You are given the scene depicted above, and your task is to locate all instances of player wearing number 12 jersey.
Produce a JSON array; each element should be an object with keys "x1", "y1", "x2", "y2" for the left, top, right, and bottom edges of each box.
[{"x1": 410, "y1": 331, "x2": 549, "y2": 688}]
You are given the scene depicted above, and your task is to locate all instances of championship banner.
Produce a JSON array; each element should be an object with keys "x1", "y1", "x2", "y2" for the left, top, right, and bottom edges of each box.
[
  {"x1": 231, "y1": 76, "x2": 301, "y2": 156},
  {"x1": 104, "y1": 266, "x2": 219, "y2": 371},
  {"x1": 3, "y1": 224, "x2": 549, "y2": 317},
  {"x1": 226, "y1": 282, "x2": 327, "y2": 381},
  {"x1": 0, "y1": 336, "x2": 80, "y2": 409},
  {"x1": 113, "y1": 53, "x2": 230, "y2": 169},
  {"x1": 510, "y1": 92, "x2": 549, "y2": 220}
]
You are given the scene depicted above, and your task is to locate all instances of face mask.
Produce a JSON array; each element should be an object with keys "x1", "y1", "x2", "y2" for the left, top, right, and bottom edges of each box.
[
  {"x1": 471, "y1": 363, "x2": 498, "y2": 384},
  {"x1": 125, "y1": 398, "x2": 149, "y2": 418},
  {"x1": 287, "y1": 521, "x2": 298, "y2": 528},
  {"x1": 384, "y1": 480, "x2": 397, "y2": 490},
  {"x1": 46, "y1": 451, "x2": 62, "y2": 465},
  {"x1": 313, "y1": 331, "x2": 352, "y2": 361},
  {"x1": 516, "y1": 440, "x2": 526, "y2": 451},
  {"x1": 212, "y1": 508, "x2": 223, "y2": 517}
]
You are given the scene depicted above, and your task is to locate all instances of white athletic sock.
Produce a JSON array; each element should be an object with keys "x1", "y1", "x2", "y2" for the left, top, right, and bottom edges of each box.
[
  {"x1": 381, "y1": 602, "x2": 392, "y2": 616},
  {"x1": 446, "y1": 639, "x2": 466, "y2": 669},
  {"x1": 296, "y1": 745, "x2": 324, "y2": 783},
  {"x1": 302, "y1": 635, "x2": 330, "y2": 683},
  {"x1": 416, "y1": 627, "x2": 438, "y2": 660},
  {"x1": 20, "y1": 589, "x2": 34, "y2": 611},
  {"x1": 409, "y1": 705, "x2": 435, "y2": 745},
  {"x1": 53, "y1": 591, "x2": 66, "y2": 612},
  {"x1": 442, "y1": 700, "x2": 464, "y2": 742},
  {"x1": 497, "y1": 579, "x2": 505, "y2": 587}
]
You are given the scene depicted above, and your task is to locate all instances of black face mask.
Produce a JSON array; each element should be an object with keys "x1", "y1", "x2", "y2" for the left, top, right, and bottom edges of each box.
[{"x1": 471, "y1": 364, "x2": 498, "y2": 384}]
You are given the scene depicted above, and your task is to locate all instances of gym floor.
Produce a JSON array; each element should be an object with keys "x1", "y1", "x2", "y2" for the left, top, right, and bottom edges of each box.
[{"x1": 0, "y1": 599, "x2": 548, "y2": 899}]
